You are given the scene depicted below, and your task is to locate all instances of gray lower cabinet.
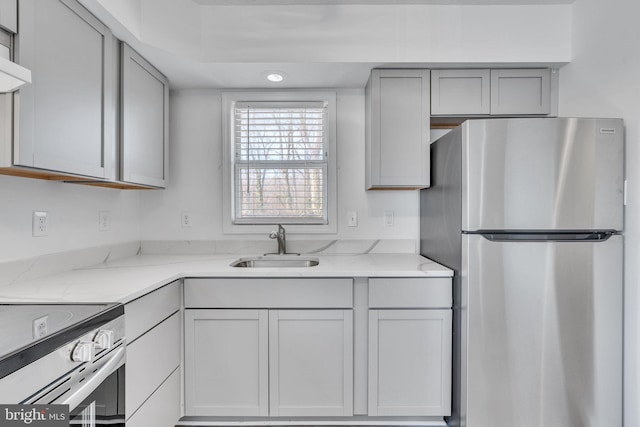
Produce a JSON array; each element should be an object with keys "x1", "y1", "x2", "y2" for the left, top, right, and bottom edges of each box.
[
  {"x1": 120, "y1": 43, "x2": 169, "y2": 188},
  {"x1": 365, "y1": 69, "x2": 431, "y2": 190},
  {"x1": 184, "y1": 276, "x2": 452, "y2": 420},
  {"x1": 367, "y1": 278, "x2": 452, "y2": 417},
  {"x1": 125, "y1": 281, "x2": 181, "y2": 427},
  {"x1": 14, "y1": 0, "x2": 115, "y2": 179},
  {"x1": 184, "y1": 277, "x2": 354, "y2": 417},
  {"x1": 269, "y1": 310, "x2": 353, "y2": 416},
  {"x1": 368, "y1": 309, "x2": 452, "y2": 416},
  {"x1": 431, "y1": 68, "x2": 557, "y2": 116},
  {"x1": 185, "y1": 309, "x2": 269, "y2": 416},
  {"x1": 184, "y1": 308, "x2": 354, "y2": 417}
]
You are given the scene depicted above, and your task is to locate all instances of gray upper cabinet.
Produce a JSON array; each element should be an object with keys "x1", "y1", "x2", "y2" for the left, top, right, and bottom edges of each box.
[
  {"x1": 0, "y1": 1, "x2": 168, "y2": 189},
  {"x1": 15, "y1": 0, "x2": 115, "y2": 179},
  {"x1": 490, "y1": 68, "x2": 551, "y2": 115},
  {"x1": 431, "y1": 69, "x2": 490, "y2": 115},
  {"x1": 120, "y1": 43, "x2": 169, "y2": 188},
  {"x1": 365, "y1": 69, "x2": 430, "y2": 190},
  {"x1": 0, "y1": 0, "x2": 17, "y2": 33},
  {"x1": 431, "y1": 68, "x2": 557, "y2": 116}
]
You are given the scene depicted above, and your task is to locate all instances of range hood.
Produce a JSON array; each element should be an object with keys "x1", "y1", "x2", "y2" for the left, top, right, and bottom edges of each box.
[{"x1": 0, "y1": 55, "x2": 30, "y2": 92}]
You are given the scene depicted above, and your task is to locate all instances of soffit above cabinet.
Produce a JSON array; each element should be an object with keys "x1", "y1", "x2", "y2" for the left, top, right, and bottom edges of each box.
[
  {"x1": 79, "y1": 0, "x2": 572, "y2": 89},
  {"x1": 192, "y1": 0, "x2": 574, "y2": 4}
]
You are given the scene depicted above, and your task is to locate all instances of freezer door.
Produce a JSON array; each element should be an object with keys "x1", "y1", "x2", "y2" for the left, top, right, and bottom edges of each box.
[
  {"x1": 462, "y1": 118, "x2": 624, "y2": 232},
  {"x1": 461, "y1": 233, "x2": 622, "y2": 427}
]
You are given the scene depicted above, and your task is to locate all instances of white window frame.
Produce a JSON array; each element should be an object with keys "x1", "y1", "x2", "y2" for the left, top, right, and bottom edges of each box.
[{"x1": 222, "y1": 91, "x2": 337, "y2": 234}]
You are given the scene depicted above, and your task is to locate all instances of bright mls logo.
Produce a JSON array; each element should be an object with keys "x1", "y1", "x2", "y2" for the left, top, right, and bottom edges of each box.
[{"x1": 0, "y1": 405, "x2": 68, "y2": 426}]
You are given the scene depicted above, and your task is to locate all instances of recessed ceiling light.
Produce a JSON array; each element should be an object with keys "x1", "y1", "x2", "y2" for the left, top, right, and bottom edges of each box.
[{"x1": 266, "y1": 72, "x2": 284, "y2": 83}]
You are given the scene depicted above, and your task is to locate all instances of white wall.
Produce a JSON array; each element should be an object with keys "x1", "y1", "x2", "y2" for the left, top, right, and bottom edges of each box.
[
  {"x1": 0, "y1": 175, "x2": 141, "y2": 262},
  {"x1": 558, "y1": 1, "x2": 640, "y2": 425},
  {"x1": 138, "y1": 89, "x2": 420, "y2": 245}
]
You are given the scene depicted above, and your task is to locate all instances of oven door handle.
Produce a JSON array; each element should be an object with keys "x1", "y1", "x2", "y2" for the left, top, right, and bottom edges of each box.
[{"x1": 59, "y1": 346, "x2": 125, "y2": 411}]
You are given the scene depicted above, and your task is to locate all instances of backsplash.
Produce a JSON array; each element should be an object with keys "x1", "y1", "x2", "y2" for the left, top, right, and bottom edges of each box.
[
  {"x1": 0, "y1": 242, "x2": 141, "y2": 289},
  {"x1": 140, "y1": 239, "x2": 417, "y2": 255},
  {"x1": 0, "y1": 239, "x2": 417, "y2": 288}
]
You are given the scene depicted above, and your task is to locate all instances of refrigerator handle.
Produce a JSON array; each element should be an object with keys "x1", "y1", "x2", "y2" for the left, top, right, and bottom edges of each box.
[{"x1": 478, "y1": 231, "x2": 616, "y2": 242}]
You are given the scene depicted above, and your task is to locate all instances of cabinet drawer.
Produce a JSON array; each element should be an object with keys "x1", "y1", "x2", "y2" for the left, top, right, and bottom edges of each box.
[
  {"x1": 369, "y1": 278, "x2": 451, "y2": 308},
  {"x1": 126, "y1": 312, "x2": 180, "y2": 419},
  {"x1": 126, "y1": 367, "x2": 180, "y2": 427},
  {"x1": 184, "y1": 278, "x2": 353, "y2": 308},
  {"x1": 125, "y1": 280, "x2": 180, "y2": 343}
]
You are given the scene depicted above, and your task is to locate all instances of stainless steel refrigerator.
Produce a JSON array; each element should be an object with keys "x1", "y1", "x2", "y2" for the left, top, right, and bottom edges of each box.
[{"x1": 420, "y1": 118, "x2": 624, "y2": 427}]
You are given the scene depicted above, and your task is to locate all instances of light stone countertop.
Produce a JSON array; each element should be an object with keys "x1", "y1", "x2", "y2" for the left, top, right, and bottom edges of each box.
[{"x1": 0, "y1": 252, "x2": 452, "y2": 304}]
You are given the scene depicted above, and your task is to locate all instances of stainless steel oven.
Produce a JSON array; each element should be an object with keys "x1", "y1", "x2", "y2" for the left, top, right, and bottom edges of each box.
[{"x1": 0, "y1": 303, "x2": 125, "y2": 426}]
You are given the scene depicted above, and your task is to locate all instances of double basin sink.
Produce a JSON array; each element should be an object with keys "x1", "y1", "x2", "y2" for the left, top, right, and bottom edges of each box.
[{"x1": 231, "y1": 255, "x2": 319, "y2": 268}]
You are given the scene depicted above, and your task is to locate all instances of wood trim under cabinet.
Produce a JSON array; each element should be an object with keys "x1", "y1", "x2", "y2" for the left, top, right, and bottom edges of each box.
[{"x1": 0, "y1": 167, "x2": 161, "y2": 189}]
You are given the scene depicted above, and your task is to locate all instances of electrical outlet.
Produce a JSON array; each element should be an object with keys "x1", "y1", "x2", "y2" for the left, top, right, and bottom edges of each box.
[
  {"x1": 181, "y1": 212, "x2": 192, "y2": 228},
  {"x1": 98, "y1": 211, "x2": 111, "y2": 231},
  {"x1": 33, "y1": 315, "x2": 48, "y2": 339},
  {"x1": 384, "y1": 211, "x2": 394, "y2": 227},
  {"x1": 32, "y1": 211, "x2": 49, "y2": 237}
]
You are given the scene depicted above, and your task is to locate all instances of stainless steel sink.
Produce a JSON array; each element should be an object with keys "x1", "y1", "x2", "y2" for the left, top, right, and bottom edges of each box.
[{"x1": 230, "y1": 255, "x2": 319, "y2": 268}]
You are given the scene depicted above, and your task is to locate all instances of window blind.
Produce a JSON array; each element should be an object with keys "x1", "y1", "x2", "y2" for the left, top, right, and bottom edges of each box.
[{"x1": 233, "y1": 101, "x2": 328, "y2": 224}]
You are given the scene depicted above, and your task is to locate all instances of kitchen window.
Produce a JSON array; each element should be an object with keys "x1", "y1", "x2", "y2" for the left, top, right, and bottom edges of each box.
[{"x1": 222, "y1": 92, "x2": 337, "y2": 233}]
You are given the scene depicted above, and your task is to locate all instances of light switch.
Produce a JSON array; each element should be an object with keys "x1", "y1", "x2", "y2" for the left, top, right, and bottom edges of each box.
[
  {"x1": 347, "y1": 211, "x2": 358, "y2": 227},
  {"x1": 384, "y1": 211, "x2": 394, "y2": 227}
]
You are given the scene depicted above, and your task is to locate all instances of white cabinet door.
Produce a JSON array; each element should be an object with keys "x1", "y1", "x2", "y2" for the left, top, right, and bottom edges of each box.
[
  {"x1": 368, "y1": 309, "x2": 452, "y2": 416},
  {"x1": 269, "y1": 310, "x2": 353, "y2": 416},
  {"x1": 366, "y1": 69, "x2": 430, "y2": 189},
  {"x1": 431, "y1": 69, "x2": 491, "y2": 115},
  {"x1": 490, "y1": 68, "x2": 551, "y2": 115},
  {"x1": 16, "y1": 0, "x2": 115, "y2": 178},
  {"x1": 120, "y1": 43, "x2": 169, "y2": 187},
  {"x1": 184, "y1": 309, "x2": 269, "y2": 416}
]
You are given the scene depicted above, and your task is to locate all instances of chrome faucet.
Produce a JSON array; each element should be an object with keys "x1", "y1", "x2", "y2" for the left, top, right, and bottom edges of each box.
[{"x1": 268, "y1": 224, "x2": 287, "y2": 255}]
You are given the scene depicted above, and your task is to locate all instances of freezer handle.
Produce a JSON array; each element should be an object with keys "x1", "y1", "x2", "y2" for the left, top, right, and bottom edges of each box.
[{"x1": 477, "y1": 231, "x2": 616, "y2": 242}]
